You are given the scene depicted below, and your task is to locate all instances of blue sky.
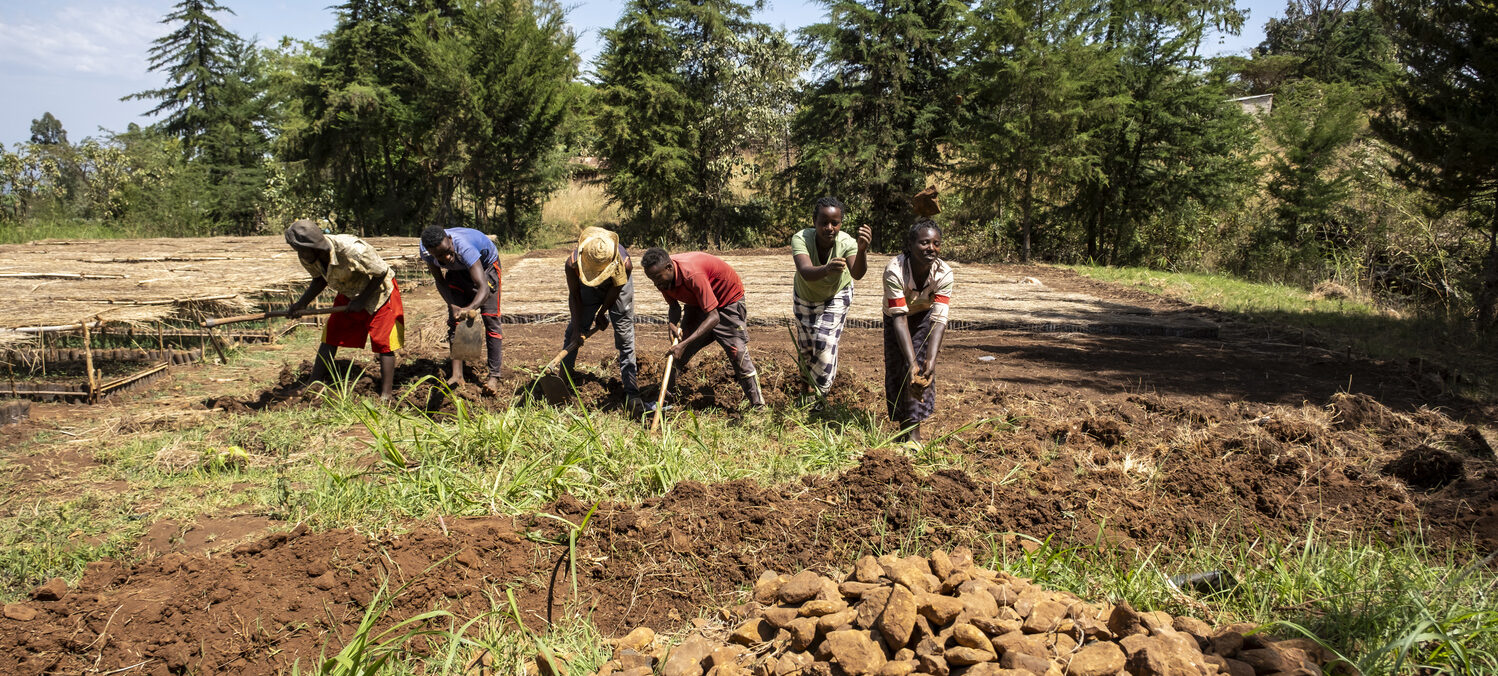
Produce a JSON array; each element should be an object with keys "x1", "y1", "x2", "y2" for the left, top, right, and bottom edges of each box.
[{"x1": 0, "y1": 0, "x2": 1285, "y2": 146}]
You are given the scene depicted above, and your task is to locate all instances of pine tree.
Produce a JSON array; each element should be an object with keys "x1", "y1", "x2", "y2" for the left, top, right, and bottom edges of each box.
[
  {"x1": 955, "y1": 0, "x2": 1105, "y2": 262},
  {"x1": 1373, "y1": 0, "x2": 1498, "y2": 328},
  {"x1": 791, "y1": 0, "x2": 966, "y2": 251},
  {"x1": 594, "y1": 0, "x2": 771, "y2": 244},
  {"x1": 1262, "y1": 80, "x2": 1363, "y2": 248},
  {"x1": 124, "y1": 0, "x2": 241, "y2": 151},
  {"x1": 29, "y1": 113, "x2": 68, "y2": 146}
]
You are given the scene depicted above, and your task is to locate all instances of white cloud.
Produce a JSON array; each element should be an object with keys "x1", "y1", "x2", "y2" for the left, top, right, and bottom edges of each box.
[{"x1": 0, "y1": 3, "x2": 162, "y2": 79}]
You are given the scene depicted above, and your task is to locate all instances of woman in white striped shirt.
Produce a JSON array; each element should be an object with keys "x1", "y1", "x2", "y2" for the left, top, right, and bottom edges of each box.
[{"x1": 882, "y1": 219, "x2": 953, "y2": 444}]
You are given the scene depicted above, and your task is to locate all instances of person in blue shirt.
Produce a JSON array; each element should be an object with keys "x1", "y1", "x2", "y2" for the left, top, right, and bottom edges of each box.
[{"x1": 420, "y1": 226, "x2": 502, "y2": 392}]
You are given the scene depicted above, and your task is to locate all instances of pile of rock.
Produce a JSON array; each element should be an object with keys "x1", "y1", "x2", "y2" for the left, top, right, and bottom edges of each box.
[{"x1": 594, "y1": 548, "x2": 1338, "y2": 676}]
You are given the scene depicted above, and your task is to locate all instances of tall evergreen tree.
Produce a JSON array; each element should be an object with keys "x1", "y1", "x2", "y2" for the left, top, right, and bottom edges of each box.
[
  {"x1": 955, "y1": 0, "x2": 1105, "y2": 262},
  {"x1": 29, "y1": 113, "x2": 68, "y2": 145},
  {"x1": 1373, "y1": 0, "x2": 1498, "y2": 328},
  {"x1": 1261, "y1": 80, "x2": 1363, "y2": 249},
  {"x1": 1260, "y1": 0, "x2": 1393, "y2": 88},
  {"x1": 1073, "y1": 0, "x2": 1256, "y2": 264},
  {"x1": 408, "y1": 0, "x2": 579, "y2": 240},
  {"x1": 791, "y1": 0, "x2": 966, "y2": 250},
  {"x1": 594, "y1": 0, "x2": 774, "y2": 244},
  {"x1": 125, "y1": 0, "x2": 241, "y2": 151}
]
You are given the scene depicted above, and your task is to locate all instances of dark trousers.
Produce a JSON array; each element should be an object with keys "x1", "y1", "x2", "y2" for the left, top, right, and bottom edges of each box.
[
  {"x1": 677, "y1": 300, "x2": 756, "y2": 378},
  {"x1": 445, "y1": 262, "x2": 503, "y2": 375},
  {"x1": 563, "y1": 278, "x2": 639, "y2": 396}
]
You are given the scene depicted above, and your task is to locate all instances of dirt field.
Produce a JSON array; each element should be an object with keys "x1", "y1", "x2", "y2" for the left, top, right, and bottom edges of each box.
[{"x1": 0, "y1": 246, "x2": 1494, "y2": 675}]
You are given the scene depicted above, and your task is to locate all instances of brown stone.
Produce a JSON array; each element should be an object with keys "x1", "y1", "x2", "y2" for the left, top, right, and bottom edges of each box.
[
  {"x1": 1139, "y1": 611, "x2": 1173, "y2": 634},
  {"x1": 945, "y1": 647, "x2": 997, "y2": 666},
  {"x1": 1022, "y1": 600, "x2": 1068, "y2": 634},
  {"x1": 764, "y1": 607, "x2": 800, "y2": 629},
  {"x1": 1120, "y1": 634, "x2": 1206, "y2": 676},
  {"x1": 943, "y1": 571, "x2": 972, "y2": 594},
  {"x1": 883, "y1": 559, "x2": 930, "y2": 593},
  {"x1": 1063, "y1": 642, "x2": 1125, "y2": 676},
  {"x1": 856, "y1": 587, "x2": 893, "y2": 629},
  {"x1": 1106, "y1": 602, "x2": 1148, "y2": 639},
  {"x1": 825, "y1": 630, "x2": 887, "y2": 676},
  {"x1": 972, "y1": 615, "x2": 1023, "y2": 637},
  {"x1": 854, "y1": 556, "x2": 885, "y2": 583},
  {"x1": 918, "y1": 593, "x2": 964, "y2": 626},
  {"x1": 1011, "y1": 590, "x2": 1047, "y2": 618},
  {"x1": 711, "y1": 647, "x2": 744, "y2": 667},
  {"x1": 1047, "y1": 632, "x2": 1078, "y2": 654},
  {"x1": 1237, "y1": 646, "x2": 1313, "y2": 674},
  {"x1": 877, "y1": 660, "x2": 917, "y2": 676},
  {"x1": 800, "y1": 599, "x2": 848, "y2": 616},
  {"x1": 1000, "y1": 651, "x2": 1052, "y2": 674},
  {"x1": 817, "y1": 576, "x2": 844, "y2": 602},
  {"x1": 774, "y1": 652, "x2": 813, "y2": 676},
  {"x1": 618, "y1": 650, "x2": 655, "y2": 671},
  {"x1": 30, "y1": 578, "x2": 67, "y2": 602},
  {"x1": 754, "y1": 571, "x2": 786, "y2": 605},
  {"x1": 918, "y1": 654, "x2": 949, "y2": 676},
  {"x1": 877, "y1": 584, "x2": 920, "y2": 649},
  {"x1": 930, "y1": 550, "x2": 955, "y2": 580},
  {"x1": 965, "y1": 666, "x2": 1032, "y2": 676},
  {"x1": 989, "y1": 583, "x2": 1018, "y2": 607},
  {"x1": 731, "y1": 619, "x2": 775, "y2": 646},
  {"x1": 1209, "y1": 629, "x2": 1245, "y2": 658},
  {"x1": 620, "y1": 668, "x2": 655, "y2": 676},
  {"x1": 618, "y1": 627, "x2": 657, "y2": 654},
  {"x1": 817, "y1": 609, "x2": 859, "y2": 634},
  {"x1": 787, "y1": 618, "x2": 818, "y2": 652},
  {"x1": 953, "y1": 624, "x2": 993, "y2": 652},
  {"x1": 950, "y1": 546, "x2": 976, "y2": 570},
  {"x1": 1172, "y1": 616, "x2": 1212, "y2": 644},
  {"x1": 1220, "y1": 658, "x2": 1255, "y2": 676},
  {"x1": 893, "y1": 649, "x2": 914, "y2": 661},
  {"x1": 3, "y1": 603, "x2": 37, "y2": 622},
  {"x1": 708, "y1": 664, "x2": 747, "y2": 676},
  {"x1": 664, "y1": 636, "x2": 718, "y2": 676},
  {"x1": 960, "y1": 589, "x2": 1000, "y2": 618},
  {"x1": 779, "y1": 571, "x2": 827, "y2": 605},
  {"x1": 992, "y1": 631, "x2": 1049, "y2": 659},
  {"x1": 841, "y1": 581, "x2": 883, "y2": 598}
]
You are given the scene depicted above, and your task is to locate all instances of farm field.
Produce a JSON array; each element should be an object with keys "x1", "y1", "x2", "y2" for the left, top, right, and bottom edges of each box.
[{"x1": 0, "y1": 239, "x2": 1495, "y2": 675}]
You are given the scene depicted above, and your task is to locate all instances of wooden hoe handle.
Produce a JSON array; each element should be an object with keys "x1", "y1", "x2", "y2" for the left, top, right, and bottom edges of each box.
[
  {"x1": 202, "y1": 305, "x2": 348, "y2": 328},
  {"x1": 651, "y1": 334, "x2": 681, "y2": 431}
]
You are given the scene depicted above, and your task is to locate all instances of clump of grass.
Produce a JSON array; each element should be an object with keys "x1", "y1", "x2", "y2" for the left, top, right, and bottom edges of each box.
[
  {"x1": 980, "y1": 526, "x2": 1498, "y2": 675},
  {"x1": 0, "y1": 494, "x2": 140, "y2": 602}
]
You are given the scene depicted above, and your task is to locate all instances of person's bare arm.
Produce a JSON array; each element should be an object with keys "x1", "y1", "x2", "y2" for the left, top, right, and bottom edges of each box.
[
  {"x1": 428, "y1": 262, "x2": 461, "y2": 317},
  {"x1": 669, "y1": 308, "x2": 719, "y2": 361},
  {"x1": 460, "y1": 261, "x2": 491, "y2": 316},
  {"x1": 794, "y1": 253, "x2": 847, "y2": 281},
  {"x1": 892, "y1": 314, "x2": 919, "y2": 385},
  {"x1": 921, "y1": 322, "x2": 947, "y2": 379},
  {"x1": 850, "y1": 225, "x2": 873, "y2": 280},
  {"x1": 565, "y1": 260, "x2": 585, "y2": 335},
  {"x1": 287, "y1": 278, "x2": 327, "y2": 316},
  {"x1": 349, "y1": 269, "x2": 386, "y2": 312}
]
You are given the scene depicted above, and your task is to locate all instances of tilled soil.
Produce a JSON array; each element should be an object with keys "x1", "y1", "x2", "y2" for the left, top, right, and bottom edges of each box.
[{"x1": 6, "y1": 269, "x2": 1497, "y2": 674}]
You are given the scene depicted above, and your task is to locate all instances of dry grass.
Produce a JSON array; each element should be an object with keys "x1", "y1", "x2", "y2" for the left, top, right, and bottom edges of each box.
[{"x1": 538, "y1": 180, "x2": 619, "y2": 246}]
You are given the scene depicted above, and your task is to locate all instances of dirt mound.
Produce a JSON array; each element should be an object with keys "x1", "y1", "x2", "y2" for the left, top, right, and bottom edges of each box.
[
  {"x1": 592, "y1": 553, "x2": 1339, "y2": 676},
  {"x1": 1382, "y1": 445, "x2": 1465, "y2": 490},
  {"x1": 2, "y1": 440, "x2": 1494, "y2": 674}
]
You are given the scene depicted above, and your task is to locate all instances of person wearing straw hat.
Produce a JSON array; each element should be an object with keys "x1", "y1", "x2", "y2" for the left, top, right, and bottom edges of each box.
[
  {"x1": 790, "y1": 196, "x2": 872, "y2": 404},
  {"x1": 420, "y1": 225, "x2": 503, "y2": 393},
  {"x1": 562, "y1": 226, "x2": 643, "y2": 413},
  {"x1": 283, "y1": 219, "x2": 405, "y2": 400}
]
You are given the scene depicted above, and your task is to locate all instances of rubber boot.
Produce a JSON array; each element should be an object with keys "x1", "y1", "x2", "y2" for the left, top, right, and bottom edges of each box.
[{"x1": 738, "y1": 374, "x2": 766, "y2": 408}]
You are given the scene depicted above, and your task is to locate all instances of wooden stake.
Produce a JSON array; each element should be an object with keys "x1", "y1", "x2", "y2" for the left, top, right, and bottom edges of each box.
[{"x1": 82, "y1": 321, "x2": 97, "y2": 403}]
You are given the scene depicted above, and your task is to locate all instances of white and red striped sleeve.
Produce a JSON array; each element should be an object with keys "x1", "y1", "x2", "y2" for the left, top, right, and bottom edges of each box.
[
  {"x1": 882, "y1": 255, "x2": 908, "y2": 317},
  {"x1": 930, "y1": 262, "x2": 953, "y2": 324}
]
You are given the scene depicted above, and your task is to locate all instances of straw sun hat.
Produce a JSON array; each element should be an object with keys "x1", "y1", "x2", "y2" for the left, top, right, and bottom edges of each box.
[{"x1": 576, "y1": 227, "x2": 625, "y2": 287}]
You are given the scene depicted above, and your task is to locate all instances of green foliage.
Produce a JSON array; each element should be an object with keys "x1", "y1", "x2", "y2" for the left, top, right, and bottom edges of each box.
[
  {"x1": 1374, "y1": 0, "x2": 1498, "y2": 328},
  {"x1": 954, "y1": 0, "x2": 1106, "y2": 262},
  {"x1": 1259, "y1": 0, "x2": 1394, "y2": 89},
  {"x1": 1261, "y1": 80, "x2": 1365, "y2": 248},
  {"x1": 595, "y1": 0, "x2": 798, "y2": 246},
  {"x1": 1071, "y1": 0, "x2": 1257, "y2": 265},
  {"x1": 289, "y1": 0, "x2": 578, "y2": 236},
  {"x1": 29, "y1": 113, "x2": 68, "y2": 146},
  {"x1": 791, "y1": 0, "x2": 966, "y2": 252}
]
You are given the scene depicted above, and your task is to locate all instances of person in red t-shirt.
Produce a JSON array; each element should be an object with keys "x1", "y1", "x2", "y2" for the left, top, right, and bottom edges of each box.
[{"x1": 641, "y1": 247, "x2": 764, "y2": 407}]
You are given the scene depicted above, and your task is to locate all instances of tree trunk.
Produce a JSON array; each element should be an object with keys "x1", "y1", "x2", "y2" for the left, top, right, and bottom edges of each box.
[
  {"x1": 1020, "y1": 169, "x2": 1034, "y2": 264},
  {"x1": 1478, "y1": 209, "x2": 1498, "y2": 333}
]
